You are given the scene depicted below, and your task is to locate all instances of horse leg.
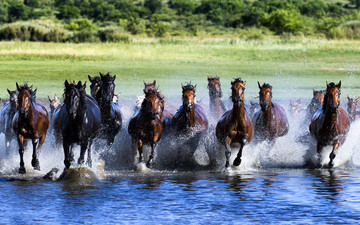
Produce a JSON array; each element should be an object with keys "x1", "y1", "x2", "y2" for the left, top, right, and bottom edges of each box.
[
  {"x1": 63, "y1": 141, "x2": 72, "y2": 169},
  {"x1": 87, "y1": 140, "x2": 93, "y2": 168},
  {"x1": 78, "y1": 141, "x2": 88, "y2": 166},
  {"x1": 31, "y1": 138, "x2": 40, "y2": 171},
  {"x1": 137, "y1": 139, "x2": 144, "y2": 163},
  {"x1": 316, "y1": 143, "x2": 324, "y2": 167},
  {"x1": 329, "y1": 140, "x2": 340, "y2": 168},
  {"x1": 17, "y1": 135, "x2": 26, "y2": 174},
  {"x1": 147, "y1": 142, "x2": 156, "y2": 168},
  {"x1": 233, "y1": 140, "x2": 245, "y2": 166},
  {"x1": 224, "y1": 137, "x2": 232, "y2": 168}
]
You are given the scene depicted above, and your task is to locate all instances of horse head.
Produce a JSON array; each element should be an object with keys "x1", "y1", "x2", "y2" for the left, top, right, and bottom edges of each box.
[
  {"x1": 16, "y1": 83, "x2": 33, "y2": 116},
  {"x1": 143, "y1": 80, "x2": 156, "y2": 94},
  {"x1": 64, "y1": 80, "x2": 85, "y2": 119},
  {"x1": 347, "y1": 96, "x2": 359, "y2": 117},
  {"x1": 312, "y1": 89, "x2": 325, "y2": 109},
  {"x1": 324, "y1": 81, "x2": 341, "y2": 114},
  {"x1": 258, "y1": 82, "x2": 272, "y2": 111},
  {"x1": 142, "y1": 89, "x2": 162, "y2": 119},
  {"x1": 88, "y1": 74, "x2": 102, "y2": 101},
  {"x1": 48, "y1": 95, "x2": 61, "y2": 113},
  {"x1": 182, "y1": 84, "x2": 196, "y2": 112},
  {"x1": 100, "y1": 72, "x2": 116, "y2": 104},
  {"x1": 290, "y1": 99, "x2": 302, "y2": 114},
  {"x1": 7, "y1": 89, "x2": 18, "y2": 112},
  {"x1": 208, "y1": 76, "x2": 222, "y2": 98},
  {"x1": 231, "y1": 78, "x2": 246, "y2": 106}
]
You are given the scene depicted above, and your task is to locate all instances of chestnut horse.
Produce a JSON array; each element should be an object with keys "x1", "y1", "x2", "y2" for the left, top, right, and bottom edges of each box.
[
  {"x1": 54, "y1": 81, "x2": 101, "y2": 169},
  {"x1": 347, "y1": 96, "x2": 360, "y2": 122},
  {"x1": 216, "y1": 79, "x2": 253, "y2": 167},
  {"x1": 98, "y1": 73, "x2": 122, "y2": 147},
  {"x1": 252, "y1": 82, "x2": 289, "y2": 142},
  {"x1": 128, "y1": 89, "x2": 164, "y2": 168},
  {"x1": 171, "y1": 84, "x2": 208, "y2": 133},
  {"x1": 143, "y1": 80, "x2": 173, "y2": 127},
  {"x1": 208, "y1": 76, "x2": 226, "y2": 121},
  {"x1": 12, "y1": 83, "x2": 49, "y2": 173},
  {"x1": 309, "y1": 81, "x2": 350, "y2": 168},
  {"x1": 0, "y1": 89, "x2": 18, "y2": 154}
]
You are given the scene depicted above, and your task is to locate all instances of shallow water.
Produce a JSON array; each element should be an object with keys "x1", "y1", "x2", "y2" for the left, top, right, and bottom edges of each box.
[{"x1": 1, "y1": 94, "x2": 360, "y2": 224}]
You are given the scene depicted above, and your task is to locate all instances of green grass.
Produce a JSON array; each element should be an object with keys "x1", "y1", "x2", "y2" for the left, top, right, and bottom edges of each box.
[{"x1": 0, "y1": 38, "x2": 359, "y2": 102}]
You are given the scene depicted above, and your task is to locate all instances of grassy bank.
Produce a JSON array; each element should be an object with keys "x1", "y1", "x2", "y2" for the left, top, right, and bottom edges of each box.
[{"x1": 0, "y1": 38, "x2": 359, "y2": 101}]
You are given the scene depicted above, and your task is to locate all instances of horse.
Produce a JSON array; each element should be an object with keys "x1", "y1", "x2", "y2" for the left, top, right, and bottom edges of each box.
[
  {"x1": 347, "y1": 96, "x2": 360, "y2": 122},
  {"x1": 128, "y1": 89, "x2": 164, "y2": 168},
  {"x1": 305, "y1": 89, "x2": 325, "y2": 122},
  {"x1": 208, "y1": 76, "x2": 226, "y2": 121},
  {"x1": 216, "y1": 79, "x2": 253, "y2": 167},
  {"x1": 88, "y1": 74, "x2": 102, "y2": 103},
  {"x1": 54, "y1": 80, "x2": 101, "y2": 169},
  {"x1": 171, "y1": 84, "x2": 208, "y2": 133},
  {"x1": 290, "y1": 99, "x2": 303, "y2": 117},
  {"x1": 252, "y1": 82, "x2": 289, "y2": 142},
  {"x1": 142, "y1": 80, "x2": 173, "y2": 127},
  {"x1": 309, "y1": 81, "x2": 350, "y2": 168},
  {"x1": 12, "y1": 83, "x2": 49, "y2": 173},
  {"x1": 97, "y1": 72, "x2": 122, "y2": 147},
  {"x1": 48, "y1": 95, "x2": 61, "y2": 120},
  {"x1": 0, "y1": 89, "x2": 18, "y2": 154}
]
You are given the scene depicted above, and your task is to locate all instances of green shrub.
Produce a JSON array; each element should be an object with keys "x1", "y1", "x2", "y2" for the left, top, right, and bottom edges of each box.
[
  {"x1": 71, "y1": 30, "x2": 99, "y2": 43},
  {"x1": 64, "y1": 19, "x2": 97, "y2": 31},
  {"x1": 97, "y1": 26, "x2": 130, "y2": 43},
  {"x1": 327, "y1": 27, "x2": 346, "y2": 39},
  {"x1": 261, "y1": 9, "x2": 305, "y2": 34},
  {"x1": 126, "y1": 18, "x2": 146, "y2": 35},
  {"x1": 147, "y1": 21, "x2": 169, "y2": 37}
]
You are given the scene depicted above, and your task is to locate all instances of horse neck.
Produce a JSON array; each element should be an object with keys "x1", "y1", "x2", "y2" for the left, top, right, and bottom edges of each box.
[
  {"x1": 210, "y1": 94, "x2": 222, "y2": 116},
  {"x1": 322, "y1": 104, "x2": 338, "y2": 131},
  {"x1": 183, "y1": 106, "x2": 195, "y2": 127}
]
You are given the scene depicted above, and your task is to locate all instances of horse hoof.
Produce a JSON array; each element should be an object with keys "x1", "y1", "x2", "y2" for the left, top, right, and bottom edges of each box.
[
  {"x1": 225, "y1": 162, "x2": 230, "y2": 168},
  {"x1": 233, "y1": 158, "x2": 241, "y2": 166},
  {"x1": 19, "y1": 167, "x2": 26, "y2": 174},
  {"x1": 146, "y1": 162, "x2": 153, "y2": 169}
]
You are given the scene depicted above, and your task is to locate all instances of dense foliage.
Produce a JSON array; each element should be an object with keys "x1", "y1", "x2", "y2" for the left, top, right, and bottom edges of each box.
[{"x1": 0, "y1": 0, "x2": 360, "y2": 42}]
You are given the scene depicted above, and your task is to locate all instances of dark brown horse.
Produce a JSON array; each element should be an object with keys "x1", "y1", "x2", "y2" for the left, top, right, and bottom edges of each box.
[
  {"x1": 347, "y1": 96, "x2": 360, "y2": 122},
  {"x1": 98, "y1": 73, "x2": 122, "y2": 147},
  {"x1": 171, "y1": 84, "x2": 208, "y2": 133},
  {"x1": 143, "y1": 80, "x2": 173, "y2": 127},
  {"x1": 12, "y1": 83, "x2": 49, "y2": 173},
  {"x1": 208, "y1": 76, "x2": 226, "y2": 121},
  {"x1": 128, "y1": 89, "x2": 164, "y2": 168},
  {"x1": 54, "y1": 81, "x2": 101, "y2": 169},
  {"x1": 88, "y1": 74, "x2": 102, "y2": 103},
  {"x1": 216, "y1": 79, "x2": 253, "y2": 167},
  {"x1": 306, "y1": 89, "x2": 325, "y2": 122},
  {"x1": 252, "y1": 82, "x2": 289, "y2": 142},
  {"x1": 309, "y1": 81, "x2": 350, "y2": 168}
]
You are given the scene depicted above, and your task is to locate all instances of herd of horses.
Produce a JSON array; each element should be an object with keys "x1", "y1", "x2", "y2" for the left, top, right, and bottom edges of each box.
[{"x1": 0, "y1": 73, "x2": 357, "y2": 174}]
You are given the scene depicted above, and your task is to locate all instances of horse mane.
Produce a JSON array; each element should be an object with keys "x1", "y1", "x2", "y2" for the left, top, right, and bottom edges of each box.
[
  {"x1": 100, "y1": 72, "x2": 115, "y2": 82},
  {"x1": 323, "y1": 82, "x2": 339, "y2": 111},
  {"x1": 182, "y1": 83, "x2": 196, "y2": 94},
  {"x1": 232, "y1": 78, "x2": 244, "y2": 85},
  {"x1": 17, "y1": 83, "x2": 31, "y2": 91},
  {"x1": 262, "y1": 83, "x2": 271, "y2": 89}
]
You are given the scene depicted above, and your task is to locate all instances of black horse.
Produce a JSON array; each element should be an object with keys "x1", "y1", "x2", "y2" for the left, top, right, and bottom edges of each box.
[
  {"x1": 93, "y1": 72, "x2": 122, "y2": 147},
  {"x1": 53, "y1": 80, "x2": 101, "y2": 169}
]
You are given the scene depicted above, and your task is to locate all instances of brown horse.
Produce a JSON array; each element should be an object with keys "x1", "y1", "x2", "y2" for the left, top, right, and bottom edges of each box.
[
  {"x1": 309, "y1": 81, "x2": 350, "y2": 168},
  {"x1": 216, "y1": 79, "x2": 253, "y2": 167},
  {"x1": 252, "y1": 82, "x2": 289, "y2": 142},
  {"x1": 12, "y1": 83, "x2": 49, "y2": 173},
  {"x1": 171, "y1": 84, "x2": 208, "y2": 133},
  {"x1": 143, "y1": 80, "x2": 173, "y2": 127},
  {"x1": 347, "y1": 96, "x2": 360, "y2": 122},
  {"x1": 128, "y1": 89, "x2": 164, "y2": 168},
  {"x1": 290, "y1": 99, "x2": 303, "y2": 117},
  {"x1": 208, "y1": 76, "x2": 226, "y2": 121}
]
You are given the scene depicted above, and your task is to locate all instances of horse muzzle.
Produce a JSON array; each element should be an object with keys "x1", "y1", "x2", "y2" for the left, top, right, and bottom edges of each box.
[{"x1": 150, "y1": 111, "x2": 158, "y2": 119}]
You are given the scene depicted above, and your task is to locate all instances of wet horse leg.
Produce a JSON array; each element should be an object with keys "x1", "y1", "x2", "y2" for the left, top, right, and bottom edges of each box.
[
  {"x1": 224, "y1": 137, "x2": 232, "y2": 168},
  {"x1": 137, "y1": 139, "x2": 144, "y2": 163},
  {"x1": 31, "y1": 138, "x2": 40, "y2": 170},
  {"x1": 147, "y1": 142, "x2": 156, "y2": 168},
  {"x1": 329, "y1": 140, "x2": 340, "y2": 168},
  {"x1": 17, "y1": 134, "x2": 26, "y2": 174},
  {"x1": 233, "y1": 139, "x2": 245, "y2": 166},
  {"x1": 78, "y1": 141, "x2": 89, "y2": 166},
  {"x1": 316, "y1": 143, "x2": 324, "y2": 168},
  {"x1": 63, "y1": 141, "x2": 73, "y2": 169},
  {"x1": 87, "y1": 140, "x2": 93, "y2": 168}
]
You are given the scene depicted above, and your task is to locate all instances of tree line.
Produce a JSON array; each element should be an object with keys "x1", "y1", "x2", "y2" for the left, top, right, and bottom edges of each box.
[{"x1": 0, "y1": 0, "x2": 360, "y2": 42}]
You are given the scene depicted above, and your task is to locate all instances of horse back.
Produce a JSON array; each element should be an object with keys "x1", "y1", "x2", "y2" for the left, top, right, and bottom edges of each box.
[
  {"x1": 336, "y1": 108, "x2": 350, "y2": 133},
  {"x1": 31, "y1": 102, "x2": 49, "y2": 135}
]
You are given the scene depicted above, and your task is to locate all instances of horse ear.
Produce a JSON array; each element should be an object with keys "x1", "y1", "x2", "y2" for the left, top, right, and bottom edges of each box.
[
  {"x1": 348, "y1": 96, "x2": 350, "y2": 100},
  {"x1": 65, "y1": 80, "x2": 69, "y2": 88},
  {"x1": 77, "y1": 80, "x2": 82, "y2": 87},
  {"x1": 16, "y1": 82, "x2": 21, "y2": 91},
  {"x1": 326, "y1": 81, "x2": 330, "y2": 88},
  {"x1": 99, "y1": 72, "x2": 104, "y2": 79},
  {"x1": 7, "y1": 89, "x2": 11, "y2": 95},
  {"x1": 258, "y1": 81, "x2": 262, "y2": 89},
  {"x1": 32, "y1": 88, "x2": 37, "y2": 95},
  {"x1": 153, "y1": 80, "x2": 156, "y2": 86},
  {"x1": 231, "y1": 81, "x2": 234, "y2": 86},
  {"x1": 337, "y1": 80, "x2": 341, "y2": 88},
  {"x1": 48, "y1": 95, "x2": 52, "y2": 102},
  {"x1": 112, "y1": 75, "x2": 116, "y2": 81},
  {"x1": 88, "y1": 75, "x2": 94, "y2": 83},
  {"x1": 29, "y1": 85, "x2": 33, "y2": 91},
  {"x1": 243, "y1": 81, "x2": 247, "y2": 86},
  {"x1": 194, "y1": 85, "x2": 197, "y2": 92},
  {"x1": 218, "y1": 77, "x2": 220, "y2": 81},
  {"x1": 182, "y1": 84, "x2": 185, "y2": 90},
  {"x1": 83, "y1": 81, "x2": 87, "y2": 88},
  {"x1": 207, "y1": 76, "x2": 210, "y2": 81}
]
